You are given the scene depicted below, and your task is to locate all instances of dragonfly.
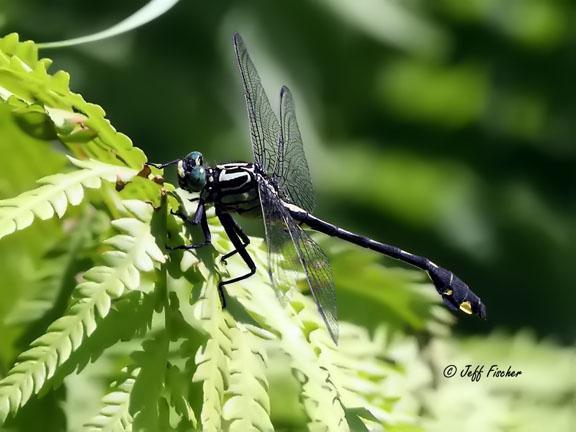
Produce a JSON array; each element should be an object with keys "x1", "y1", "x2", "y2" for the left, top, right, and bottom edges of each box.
[{"x1": 148, "y1": 33, "x2": 486, "y2": 342}]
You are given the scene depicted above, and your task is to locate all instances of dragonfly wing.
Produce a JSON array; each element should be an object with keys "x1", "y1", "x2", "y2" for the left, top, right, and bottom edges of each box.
[
  {"x1": 278, "y1": 86, "x2": 315, "y2": 213},
  {"x1": 289, "y1": 224, "x2": 338, "y2": 342},
  {"x1": 259, "y1": 181, "x2": 338, "y2": 343},
  {"x1": 234, "y1": 34, "x2": 337, "y2": 342},
  {"x1": 233, "y1": 33, "x2": 280, "y2": 176}
]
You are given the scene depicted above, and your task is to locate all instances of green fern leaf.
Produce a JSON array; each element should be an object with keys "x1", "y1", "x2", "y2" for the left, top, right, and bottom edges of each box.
[
  {"x1": 83, "y1": 366, "x2": 138, "y2": 432},
  {"x1": 130, "y1": 332, "x2": 171, "y2": 430},
  {"x1": 0, "y1": 33, "x2": 41, "y2": 72},
  {"x1": 191, "y1": 274, "x2": 233, "y2": 432},
  {"x1": 5, "y1": 209, "x2": 107, "y2": 331},
  {"x1": 0, "y1": 157, "x2": 137, "y2": 240},
  {"x1": 0, "y1": 33, "x2": 146, "y2": 168},
  {"x1": 312, "y1": 322, "x2": 427, "y2": 429},
  {"x1": 284, "y1": 314, "x2": 349, "y2": 430},
  {"x1": 83, "y1": 329, "x2": 172, "y2": 432},
  {"x1": 223, "y1": 326, "x2": 274, "y2": 432},
  {"x1": 0, "y1": 200, "x2": 165, "y2": 424},
  {"x1": 221, "y1": 250, "x2": 349, "y2": 432},
  {"x1": 165, "y1": 363, "x2": 198, "y2": 430}
]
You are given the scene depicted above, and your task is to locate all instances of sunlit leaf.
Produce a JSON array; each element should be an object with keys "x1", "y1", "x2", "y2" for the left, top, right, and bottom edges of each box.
[{"x1": 38, "y1": 0, "x2": 181, "y2": 49}]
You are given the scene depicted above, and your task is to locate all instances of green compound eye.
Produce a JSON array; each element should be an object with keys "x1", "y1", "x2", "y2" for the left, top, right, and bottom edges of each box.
[
  {"x1": 185, "y1": 151, "x2": 203, "y2": 166},
  {"x1": 176, "y1": 151, "x2": 206, "y2": 192}
]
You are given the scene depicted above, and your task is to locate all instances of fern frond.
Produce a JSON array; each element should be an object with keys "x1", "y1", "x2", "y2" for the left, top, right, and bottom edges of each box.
[
  {"x1": 222, "y1": 251, "x2": 349, "y2": 432},
  {"x1": 0, "y1": 34, "x2": 40, "y2": 73},
  {"x1": 282, "y1": 288, "x2": 429, "y2": 430},
  {"x1": 191, "y1": 274, "x2": 233, "y2": 432},
  {"x1": 282, "y1": 295, "x2": 349, "y2": 432},
  {"x1": 223, "y1": 326, "x2": 274, "y2": 432},
  {"x1": 83, "y1": 329, "x2": 172, "y2": 432},
  {"x1": 130, "y1": 332, "x2": 170, "y2": 430},
  {"x1": 0, "y1": 157, "x2": 137, "y2": 240},
  {"x1": 316, "y1": 322, "x2": 427, "y2": 429},
  {"x1": 83, "y1": 366, "x2": 138, "y2": 432},
  {"x1": 421, "y1": 332, "x2": 576, "y2": 432},
  {"x1": 5, "y1": 209, "x2": 107, "y2": 330},
  {"x1": 0, "y1": 33, "x2": 146, "y2": 168},
  {"x1": 0, "y1": 200, "x2": 165, "y2": 424},
  {"x1": 165, "y1": 363, "x2": 198, "y2": 430}
]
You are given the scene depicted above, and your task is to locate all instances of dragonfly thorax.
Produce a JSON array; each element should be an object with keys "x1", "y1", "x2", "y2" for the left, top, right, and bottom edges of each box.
[{"x1": 210, "y1": 162, "x2": 261, "y2": 215}]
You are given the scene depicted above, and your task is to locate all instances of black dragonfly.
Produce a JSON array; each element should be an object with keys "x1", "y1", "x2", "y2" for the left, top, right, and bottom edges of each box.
[{"x1": 148, "y1": 33, "x2": 486, "y2": 342}]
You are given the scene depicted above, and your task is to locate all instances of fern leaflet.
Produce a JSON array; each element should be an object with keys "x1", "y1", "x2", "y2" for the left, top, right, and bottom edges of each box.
[
  {"x1": 223, "y1": 326, "x2": 274, "y2": 432},
  {"x1": 0, "y1": 157, "x2": 137, "y2": 240},
  {"x1": 221, "y1": 249, "x2": 349, "y2": 431},
  {"x1": 191, "y1": 273, "x2": 233, "y2": 432},
  {"x1": 83, "y1": 366, "x2": 138, "y2": 432},
  {"x1": 0, "y1": 200, "x2": 165, "y2": 424}
]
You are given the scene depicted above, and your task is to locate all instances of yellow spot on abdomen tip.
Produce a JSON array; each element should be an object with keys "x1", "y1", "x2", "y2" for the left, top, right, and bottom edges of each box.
[{"x1": 459, "y1": 301, "x2": 473, "y2": 315}]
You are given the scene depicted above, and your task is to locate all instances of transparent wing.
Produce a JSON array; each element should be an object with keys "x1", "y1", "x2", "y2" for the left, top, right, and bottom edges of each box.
[
  {"x1": 233, "y1": 33, "x2": 280, "y2": 177},
  {"x1": 278, "y1": 86, "x2": 315, "y2": 213},
  {"x1": 234, "y1": 34, "x2": 335, "y2": 340},
  {"x1": 259, "y1": 181, "x2": 338, "y2": 343}
]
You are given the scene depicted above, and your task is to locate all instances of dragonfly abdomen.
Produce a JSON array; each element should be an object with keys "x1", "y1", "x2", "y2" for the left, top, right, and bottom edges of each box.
[
  {"x1": 288, "y1": 207, "x2": 427, "y2": 268},
  {"x1": 287, "y1": 204, "x2": 486, "y2": 319}
]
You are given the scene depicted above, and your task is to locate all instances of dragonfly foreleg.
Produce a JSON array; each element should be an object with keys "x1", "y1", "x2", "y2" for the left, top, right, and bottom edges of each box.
[
  {"x1": 217, "y1": 211, "x2": 256, "y2": 307},
  {"x1": 168, "y1": 202, "x2": 212, "y2": 250},
  {"x1": 170, "y1": 196, "x2": 201, "y2": 224},
  {"x1": 145, "y1": 159, "x2": 180, "y2": 169}
]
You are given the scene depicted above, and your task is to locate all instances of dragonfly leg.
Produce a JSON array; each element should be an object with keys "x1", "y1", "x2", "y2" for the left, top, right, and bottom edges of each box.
[
  {"x1": 145, "y1": 159, "x2": 180, "y2": 169},
  {"x1": 170, "y1": 208, "x2": 188, "y2": 222},
  {"x1": 217, "y1": 211, "x2": 256, "y2": 307},
  {"x1": 170, "y1": 195, "x2": 202, "y2": 224},
  {"x1": 220, "y1": 216, "x2": 250, "y2": 264},
  {"x1": 170, "y1": 200, "x2": 200, "y2": 223},
  {"x1": 168, "y1": 202, "x2": 212, "y2": 250}
]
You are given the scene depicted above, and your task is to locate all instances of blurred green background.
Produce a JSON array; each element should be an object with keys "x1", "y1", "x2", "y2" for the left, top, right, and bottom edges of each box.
[{"x1": 2, "y1": 0, "x2": 575, "y2": 342}]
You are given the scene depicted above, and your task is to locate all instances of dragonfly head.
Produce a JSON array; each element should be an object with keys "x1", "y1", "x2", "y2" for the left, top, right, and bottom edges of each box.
[{"x1": 177, "y1": 151, "x2": 206, "y2": 192}]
